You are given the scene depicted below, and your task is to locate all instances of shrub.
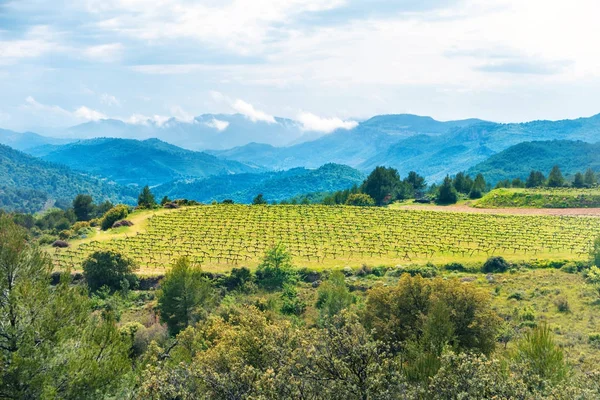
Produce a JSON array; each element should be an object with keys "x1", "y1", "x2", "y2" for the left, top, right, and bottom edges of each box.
[
  {"x1": 221, "y1": 267, "x2": 253, "y2": 291},
  {"x1": 58, "y1": 230, "x2": 72, "y2": 240},
  {"x1": 554, "y1": 296, "x2": 570, "y2": 313},
  {"x1": 482, "y1": 256, "x2": 510, "y2": 273},
  {"x1": 112, "y1": 219, "x2": 134, "y2": 228},
  {"x1": 345, "y1": 193, "x2": 375, "y2": 206},
  {"x1": 316, "y1": 271, "x2": 355, "y2": 319},
  {"x1": 82, "y1": 250, "x2": 138, "y2": 293},
  {"x1": 561, "y1": 262, "x2": 579, "y2": 274},
  {"x1": 588, "y1": 333, "x2": 600, "y2": 349},
  {"x1": 51, "y1": 240, "x2": 69, "y2": 248},
  {"x1": 280, "y1": 284, "x2": 306, "y2": 316},
  {"x1": 255, "y1": 244, "x2": 298, "y2": 291},
  {"x1": 101, "y1": 205, "x2": 129, "y2": 230},
  {"x1": 508, "y1": 291, "x2": 524, "y2": 301},
  {"x1": 444, "y1": 262, "x2": 466, "y2": 272},
  {"x1": 39, "y1": 234, "x2": 57, "y2": 245}
]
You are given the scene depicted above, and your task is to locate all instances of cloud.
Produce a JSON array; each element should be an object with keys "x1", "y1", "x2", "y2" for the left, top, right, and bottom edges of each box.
[
  {"x1": 83, "y1": 43, "x2": 124, "y2": 62},
  {"x1": 170, "y1": 105, "x2": 195, "y2": 123},
  {"x1": 100, "y1": 93, "x2": 121, "y2": 106},
  {"x1": 124, "y1": 113, "x2": 170, "y2": 126},
  {"x1": 205, "y1": 118, "x2": 229, "y2": 132},
  {"x1": 0, "y1": 26, "x2": 62, "y2": 65},
  {"x1": 232, "y1": 99, "x2": 276, "y2": 123},
  {"x1": 74, "y1": 106, "x2": 107, "y2": 121},
  {"x1": 475, "y1": 60, "x2": 571, "y2": 75},
  {"x1": 297, "y1": 112, "x2": 358, "y2": 133},
  {"x1": 23, "y1": 96, "x2": 108, "y2": 123}
]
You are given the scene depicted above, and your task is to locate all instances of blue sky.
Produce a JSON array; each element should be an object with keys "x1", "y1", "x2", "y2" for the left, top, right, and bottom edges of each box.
[{"x1": 1, "y1": 0, "x2": 599, "y2": 132}]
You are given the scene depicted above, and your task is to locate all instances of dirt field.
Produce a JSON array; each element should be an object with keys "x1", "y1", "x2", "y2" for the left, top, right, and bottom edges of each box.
[{"x1": 393, "y1": 204, "x2": 600, "y2": 217}]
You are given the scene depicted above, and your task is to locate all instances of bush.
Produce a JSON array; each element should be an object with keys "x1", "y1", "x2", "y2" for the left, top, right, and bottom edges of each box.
[
  {"x1": 101, "y1": 205, "x2": 129, "y2": 230},
  {"x1": 345, "y1": 193, "x2": 375, "y2": 206},
  {"x1": 588, "y1": 333, "x2": 600, "y2": 349},
  {"x1": 280, "y1": 284, "x2": 306, "y2": 316},
  {"x1": 82, "y1": 250, "x2": 138, "y2": 293},
  {"x1": 444, "y1": 262, "x2": 466, "y2": 272},
  {"x1": 554, "y1": 296, "x2": 570, "y2": 313},
  {"x1": 561, "y1": 262, "x2": 579, "y2": 274},
  {"x1": 112, "y1": 220, "x2": 134, "y2": 228},
  {"x1": 508, "y1": 291, "x2": 524, "y2": 301},
  {"x1": 39, "y1": 234, "x2": 57, "y2": 245},
  {"x1": 255, "y1": 244, "x2": 298, "y2": 291},
  {"x1": 51, "y1": 240, "x2": 69, "y2": 248},
  {"x1": 316, "y1": 271, "x2": 355, "y2": 319},
  {"x1": 221, "y1": 267, "x2": 253, "y2": 291},
  {"x1": 482, "y1": 256, "x2": 510, "y2": 273}
]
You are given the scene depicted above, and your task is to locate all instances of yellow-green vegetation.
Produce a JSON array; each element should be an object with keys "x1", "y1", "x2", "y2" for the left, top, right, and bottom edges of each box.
[
  {"x1": 476, "y1": 187, "x2": 600, "y2": 208},
  {"x1": 53, "y1": 204, "x2": 600, "y2": 273}
]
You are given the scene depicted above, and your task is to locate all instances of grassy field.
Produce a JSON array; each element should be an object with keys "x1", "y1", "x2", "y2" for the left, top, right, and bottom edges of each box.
[
  {"x1": 476, "y1": 187, "x2": 600, "y2": 208},
  {"x1": 52, "y1": 204, "x2": 600, "y2": 274}
]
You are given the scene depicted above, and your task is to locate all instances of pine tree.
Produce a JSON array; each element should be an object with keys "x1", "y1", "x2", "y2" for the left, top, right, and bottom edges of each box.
[
  {"x1": 437, "y1": 176, "x2": 458, "y2": 204},
  {"x1": 584, "y1": 168, "x2": 597, "y2": 186},
  {"x1": 573, "y1": 172, "x2": 585, "y2": 188},
  {"x1": 469, "y1": 174, "x2": 486, "y2": 199},
  {"x1": 137, "y1": 185, "x2": 156, "y2": 208},
  {"x1": 547, "y1": 166, "x2": 565, "y2": 187}
]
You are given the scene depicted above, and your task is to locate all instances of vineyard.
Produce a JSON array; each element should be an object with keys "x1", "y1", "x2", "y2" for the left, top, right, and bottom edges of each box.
[
  {"x1": 53, "y1": 205, "x2": 600, "y2": 272},
  {"x1": 476, "y1": 188, "x2": 600, "y2": 208}
]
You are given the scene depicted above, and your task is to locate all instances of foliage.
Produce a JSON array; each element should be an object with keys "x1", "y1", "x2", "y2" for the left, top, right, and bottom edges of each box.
[
  {"x1": 591, "y1": 235, "x2": 600, "y2": 267},
  {"x1": 82, "y1": 250, "x2": 139, "y2": 293},
  {"x1": 157, "y1": 257, "x2": 215, "y2": 336},
  {"x1": 101, "y1": 204, "x2": 129, "y2": 230},
  {"x1": 437, "y1": 175, "x2": 458, "y2": 204},
  {"x1": 547, "y1": 165, "x2": 565, "y2": 187},
  {"x1": 72, "y1": 194, "x2": 94, "y2": 221},
  {"x1": 361, "y1": 166, "x2": 403, "y2": 205},
  {"x1": 345, "y1": 193, "x2": 375, "y2": 206},
  {"x1": 469, "y1": 173, "x2": 486, "y2": 199},
  {"x1": 316, "y1": 271, "x2": 355, "y2": 319},
  {"x1": 255, "y1": 244, "x2": 298, "y2": 290},
  {"x1": 0, "y1": 216, "x2": 131, "y2": 399},
  {"x1": 138, "y1": 185, "x2": 157, "y2": 209},
  {"x1": 252, "y1": 193, "x2": 267, "y2": 205},
  {"x1": 279, "y1": 283, "x2": 306, "y2": 316},
  {"x1": 482, "y1": 256, "x2": 510, "y2": 273},
  {"x1": 476, "y1": 187, "x2": 600, "y2": 208},
  {"x1": 527, "y1": 171, "x2": 546, "y2": 188}
]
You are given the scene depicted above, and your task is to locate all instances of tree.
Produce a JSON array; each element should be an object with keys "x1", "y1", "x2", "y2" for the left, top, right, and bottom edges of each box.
[
  {"x1": 157, "y1": 257, "x2": 215, "y2": 336},
  {"x1": 0, "y1": 216, "x2": 130, "y2": 399},
  {"x1": 573, "y1": 172, "x2": 585, "y2": 188},
  {"x1": 511, "y1": 178, "x2": 525, "y2": 188},
  {"x1": 100, "y1": 204, "x2": 129, "y2": 230},
  {"x1": 361, "y1": 166, "x2": 402, "y2": 206},
  {"x1": 345, "y1": 193, "x2": 375, "y2": 206},
  {"x1": 316, "y1": 271, "x2": 355, "y2": 319},
  {"x1": 72, "y1": 194, "x2": 94, "y2": 221},
  {"x1": 453, "y1": 172, "x2": 469, "y2": 194},
  {"x1": 138, "y1": 185, "x2": 156, "y2": 208},
  {"x1": 252, "y1": 193, "x2": 267, "y2": 205},
  {"x1": 82, "y1": 250, "x2": 138, "y2": 293},
  {"x1": 547, "y1": 166, "x2": 565, "y2": 187},
  {"x1": 526, "y1": 171, "x2": 545, "y2": 188},
  {"x1": 255, "y1": 244, "x2": 297, "y2": 291},
  {"x1": 405, "y1": 171, "x2": 426, "y2": 191},
  {"x1": 437, "y1": 176, "x2": 458, "y2": 205},
  {"x1": 160, "y1": 196, "x2": 171, "y2": 206},
  {"x1": 469, "y1": 173, "x2": 486, "y2": 199},
  {"x1": 585, "y1": 168, "x2": 597, "y2": 186},
  {"x1": 482, "y1": 256, "x2": 510, "y2": 273}
]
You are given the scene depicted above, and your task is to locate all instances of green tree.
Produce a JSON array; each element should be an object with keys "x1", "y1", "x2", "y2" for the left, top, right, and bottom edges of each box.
[
  {"x1": 160, "y1": 195, "x2": 171, "y2": 206},
  {"x1": 453, "y1": 172, "x2": 473, "y2": 194},
  {"x1": 526, "y1": 171, "x2": 546, "y2": 188},
  {"x1": 547, "y1": 165, "x2": 565, "y2": 187},
  {"x1": 157, "y1": 257, "x2": 215, "y2": 336},
  {"x1": 0, "y1": 216, "x2": 130, "y2": 399},
  {"x1": 100, "y1": 204, "x2": 129, "y2": 230},
  {"x1": 255, "y1": 244, "x2": 297, "y2": 291},
  {"x1": 437, "y1": 176, "x2": 458, "y2": 204},
  {"x1": 345, "y1": 193, "x2": 375, "y2": 206},
  {"x1": 469, "y1": 173, "x2": 486, "y2": 199},
  {"x1": 361, "y1": 166, "x2": 402, "y2": 205},
  {"x1": 316, "y1": 271, "x2": 355, "y2": 319},
  {"x1": 404, "y1": 171, "x2": 426, "y2": 191},
  {"x1": 512, "y1": 178, "x2": 525, "y2": 188},
  {"x1": 138, "y1": 185, "x2": 156, "y2": 209},
  {"x1": 82, "y1": 250, "x2": 138, "y2": 293},
  {"x1": 72, "y1": 194, "x2": 94, "y2": 221},
  {"x1": 573, "y1": 172, "x2": 585, "y2": 188},
  {"x1": 584, "y1": 168, "x2": 597, "y2": 186},
  {"x1": 252, "y1": 193, "x2": 267, "y2": 205}
]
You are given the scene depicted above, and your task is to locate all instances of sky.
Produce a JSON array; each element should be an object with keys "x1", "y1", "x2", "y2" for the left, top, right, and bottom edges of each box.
[{"x1": 1, "y1": 0, "x2": 600, "y2": 132}]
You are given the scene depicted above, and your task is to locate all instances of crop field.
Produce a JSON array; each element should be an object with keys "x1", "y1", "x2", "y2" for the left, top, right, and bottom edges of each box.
[
  {"x1": 52, "y1": 205, "x2": 600, "y2": 273},
  {"x1": 476, "y1": 187, "x2": 600, "y2": 208}
]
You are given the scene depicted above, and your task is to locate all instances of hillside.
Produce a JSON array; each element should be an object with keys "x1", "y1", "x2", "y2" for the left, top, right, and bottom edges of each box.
[
  {"x1": 211, "y1": 113, "x2": 600, "y2": 182},
  {"x1": 0, "y1": 128, "x2": 72, "y2": 152},
  {"x1": 155, "y1": 163, "x2": 365, "y2": 203},
  {"x1": 0, "y1": 144, "x2": 136, "y2": 212},
  {"x1": 467, "y1": 140, "x2": 600, "y2": 184},
  {"x1": 40, "y1": 138, "x2": 262, "y2": 186}
]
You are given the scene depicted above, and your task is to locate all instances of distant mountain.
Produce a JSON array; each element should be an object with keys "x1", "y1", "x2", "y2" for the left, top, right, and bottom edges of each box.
[
  {"x1": 212, "y1": 113, "x2": 600, "y2": 182},
  {"x1": 467, "y1": 140, "x2": 600, "y2": 184},
  {"x1": 0, "y1": 129, "x2": 72, "y2": 152},
  {"x1": 40, "y1": 138, "x2": 263, "y2": 187},
  {"x1": 155, "y1": 163, "x2": 365, "y2": 203},
  {"x1": 63, "y1": 114, "x2": 316, "y2": 150},
  {"x1": 0, "y1": 144, "x2": 136, "y2": 213}
]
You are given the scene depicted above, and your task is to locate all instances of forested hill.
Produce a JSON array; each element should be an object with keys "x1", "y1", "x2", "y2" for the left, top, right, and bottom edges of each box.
[
  {"x1": 0, "y1": 144, "x2": 136, "y2": 213},
  {"x1": 155, "y1": 163, "x2": 365, "y2": 203},
  {"x1": 467, "y1": 140, "x2": 600, "y2": 184},
  {"x1": 40, "y1": 137, "x2": 262, "y2": 186}
]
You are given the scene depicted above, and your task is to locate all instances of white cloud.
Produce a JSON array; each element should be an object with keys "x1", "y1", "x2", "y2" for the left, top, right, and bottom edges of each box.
[
  {"x1": 297, "y1": 112, "x2": 358, "y2": 133},
  {"x1": 100, "y1": 93, "x2": 121, "y2": 106},
  {"x1": 0, "y1": 26, "x2": 62, "y2": 65},
  {"x1": 74, "y1": 106, "x2": 107, "y2": 121},
  {"x1": 170, "y1": 105, "x2": 195, "y2": 123},
  {"x1": 205, "y1": 118, "x2": 229, "y2": 132},
  {"x1": 232, "y1": 99, "x2": 276, "y2": 123},
  {"x1": 83, "y1": 43, "x2": 124, "y2": 62},
  {"x1": 125, "y1": 113, "x2": 170, "y2": 126}
]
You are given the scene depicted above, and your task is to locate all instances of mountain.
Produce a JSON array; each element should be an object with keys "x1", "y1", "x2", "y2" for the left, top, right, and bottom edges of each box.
[
  {"x1": 0, "y1": 144, "x2": 136, "y2": 213},
  {"x1": 0, "y1": 129, "x2": 72, "y2": 152},
  {"x1": 212, "y1": 113, "x2": 600, "y2": 182},
  {"x1": 63, "y1": 114, "x2": 315, "y2": 150},
  {"x1": 155, "y1": 163, "x2": 365, "y2": 204},
  {"x1": 40, "y1": 138, "x2": 263, "y2": 187},
  {"x1": 467, "y1": 140, "x2": 600, "y2": 184}
]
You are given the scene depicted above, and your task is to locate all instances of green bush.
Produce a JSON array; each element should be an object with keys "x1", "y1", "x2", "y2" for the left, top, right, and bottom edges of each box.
[
  {"x1": 255, "y1": 244, "x2": 298, "y2": 291},
  {"x1": 482, "y1": 256, "x2": 510, "y2": 273},
  {"x1": 508, "y1": 291, "x2": 525, "y2": 301},
  {"x1": 444, "y1": 262, "x2": 466, "y2": 272},
  {"x1": 280, "y1": 284, "x2": 306, "y2": 316},
  {"x1": 82, "y1": 250, "x2": 138, "y2": 293},
  {"x1": 345, "y1": 193, "x2": 375, "y2": 206},
  {"x1": 101, "y1": 204, "x2": 129, "y2": 230}
]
